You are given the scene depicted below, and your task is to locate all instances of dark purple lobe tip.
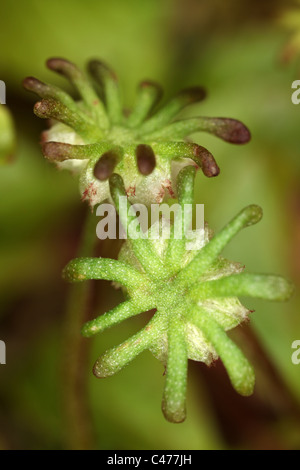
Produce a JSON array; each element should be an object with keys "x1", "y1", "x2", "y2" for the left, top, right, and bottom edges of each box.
[
  {"x1": 23, "y1": 76, "x2": 44, "y2": 92},
  {"x1": 34, "y1": 100, "x2": 52, "y2": 118},
  {"x1": 42, "y1": 142, "x2": 71, "y2": 161},
  {"x1": 46, "y1": 57, "x2": 79, "y2": 78},
  {"x1": 193, "y1": 145, "x2": 220, "y2": 177},
  {"x1": 177, "y1": 86, "x2": 206, "y2": 104},
  {"x1": 215, "y1": 118, "x2": 251, "y2": 144},
  {"x1": 93, "y1": 150, "x2": 119, "y2": 181},
  {"x1": 136, "y1": 144, "x2": 156, "y2": 176},
  {"x1": 42, "y1": 141, "x2": 59, "y2": 159}
]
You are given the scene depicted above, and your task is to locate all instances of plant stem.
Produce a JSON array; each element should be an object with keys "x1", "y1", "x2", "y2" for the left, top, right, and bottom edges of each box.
[{"x1": 62, "y1": 208, "x2": 97, "y2": 450}]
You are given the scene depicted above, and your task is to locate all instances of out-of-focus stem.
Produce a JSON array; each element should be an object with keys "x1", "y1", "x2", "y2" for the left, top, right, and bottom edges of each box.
[{"x1": 62, "y1": 209, "x2": 97, "y2": 450}]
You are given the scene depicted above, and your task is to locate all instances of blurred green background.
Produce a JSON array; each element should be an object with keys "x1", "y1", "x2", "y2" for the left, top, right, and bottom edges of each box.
[{"x1": 1, "y1": 0, "x2": 300, "y2": 450}]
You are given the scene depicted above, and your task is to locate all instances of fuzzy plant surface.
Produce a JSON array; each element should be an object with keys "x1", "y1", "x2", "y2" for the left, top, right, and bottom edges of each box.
[
  {"x1": 63, "y1": 167, "x2": 294, "y2": 423},
  {"x1": 23, "y1": 58, "x2": 250, "y2": 207}
]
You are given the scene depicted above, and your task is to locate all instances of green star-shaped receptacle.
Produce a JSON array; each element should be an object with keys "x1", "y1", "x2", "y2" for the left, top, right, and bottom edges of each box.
[{"x1": 63, "y1": 167, "x2": 293, "y2": 423}]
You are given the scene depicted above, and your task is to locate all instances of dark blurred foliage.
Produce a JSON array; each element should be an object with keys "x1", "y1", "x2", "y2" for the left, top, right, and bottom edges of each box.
[{"x1": 0, "y1": 0, "x2": 300, "y2": 450}]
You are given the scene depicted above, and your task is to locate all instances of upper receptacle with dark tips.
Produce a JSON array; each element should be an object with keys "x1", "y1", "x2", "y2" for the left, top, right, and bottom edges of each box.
[{"x1": 23, "y1": 57, "x2": 251, "y2": 207}]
